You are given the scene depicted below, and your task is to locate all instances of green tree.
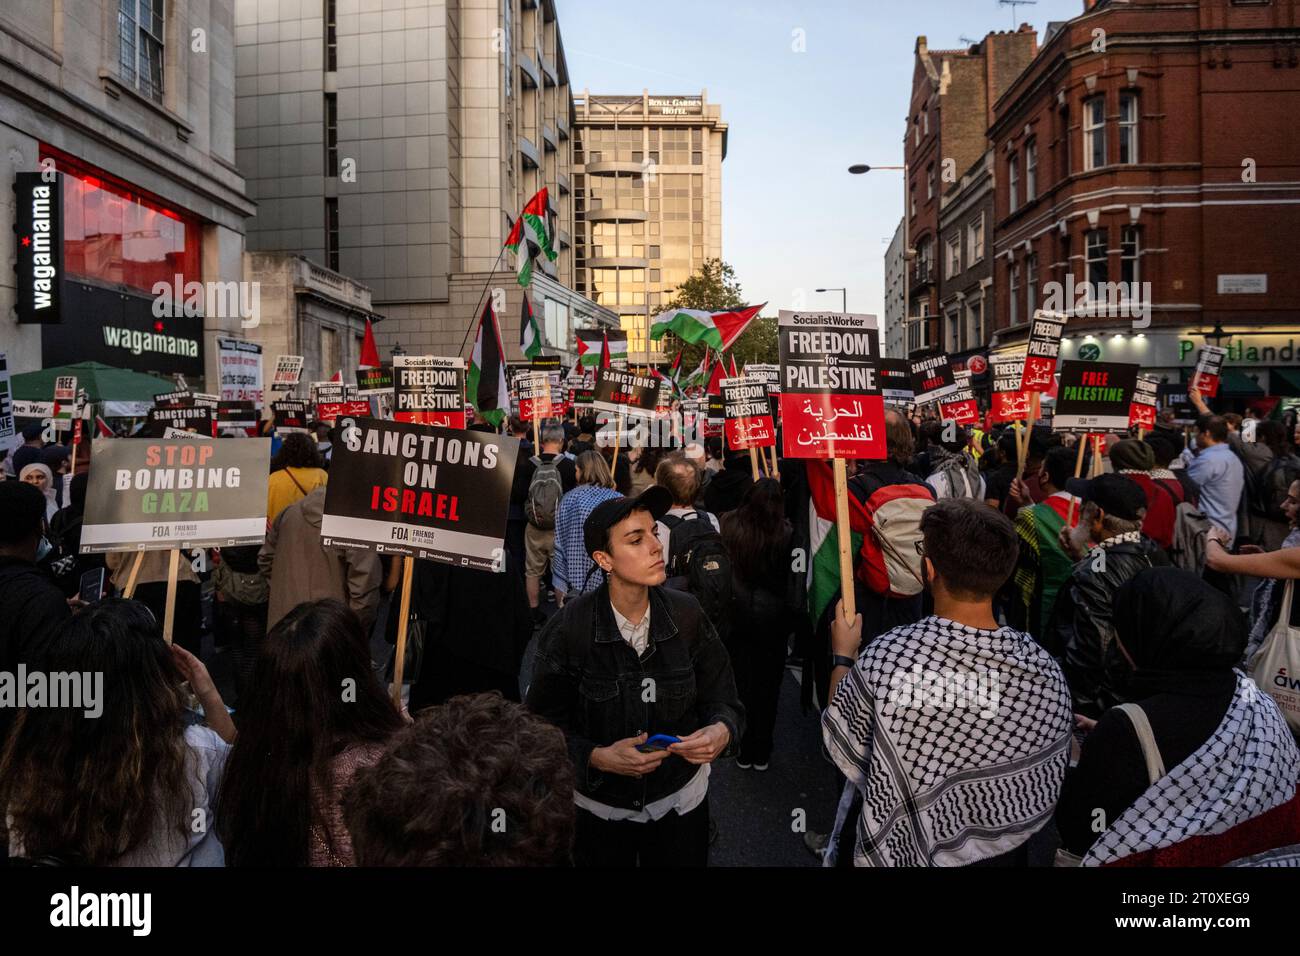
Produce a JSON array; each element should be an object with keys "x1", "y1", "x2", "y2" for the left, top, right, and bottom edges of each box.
[{"x1": 660, "y1": 258, "x2": 776, "y2": 375}]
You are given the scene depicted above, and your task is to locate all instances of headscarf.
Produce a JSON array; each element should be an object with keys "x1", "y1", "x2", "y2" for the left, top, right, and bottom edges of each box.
[
  {"x1": 1110, "y1": 566, "x2": 1246, "y2": 699},
  {"x1": 1109, "y1": 438, "x2": 1155, "y2": 473},
  {"x1": 19, "y1": 462, "x2": 58, "y2": 522}
]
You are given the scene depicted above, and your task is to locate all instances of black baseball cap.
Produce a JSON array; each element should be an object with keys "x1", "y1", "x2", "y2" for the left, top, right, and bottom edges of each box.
[
  {"x1": 1066, "y1": 473, "x2": 1148, "y2": 521},
  {"x1": 583, "y1": 485, "x2": 673, "y2": 557}
]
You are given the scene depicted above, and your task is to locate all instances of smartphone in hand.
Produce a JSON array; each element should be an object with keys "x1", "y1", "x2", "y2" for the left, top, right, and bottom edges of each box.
[
  {"x1": 78, "y1": 568, "x2": 106, "y2": 605},
  {"x1": 635, "y1": 734, "x2": 681, "y2": 754}
]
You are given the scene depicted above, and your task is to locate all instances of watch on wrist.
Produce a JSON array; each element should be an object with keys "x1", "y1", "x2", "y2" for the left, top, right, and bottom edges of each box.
[{"x1": 832, "y1": 654, "x2": 857, "y2": 670}]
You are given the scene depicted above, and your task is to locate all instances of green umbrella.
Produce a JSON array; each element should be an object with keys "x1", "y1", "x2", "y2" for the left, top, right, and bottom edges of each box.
[{"x1": 10, "y1": 362, "x2": 173, "y2": 403}]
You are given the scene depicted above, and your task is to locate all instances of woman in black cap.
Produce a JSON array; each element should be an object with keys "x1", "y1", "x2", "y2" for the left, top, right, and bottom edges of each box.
[{"x1": 527, "y1": 485, "x2": 745, "y2": 867}]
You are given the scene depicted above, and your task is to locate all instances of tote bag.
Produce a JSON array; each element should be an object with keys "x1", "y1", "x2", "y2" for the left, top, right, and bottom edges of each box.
[{"x1": 1249, "y1": 579, "x2": 1300, "y2": 734}]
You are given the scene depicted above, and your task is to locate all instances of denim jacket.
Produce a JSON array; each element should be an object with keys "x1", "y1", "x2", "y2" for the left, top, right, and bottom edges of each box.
[{"x1": 527, "y1": 582, "x2": 745, "y2": 813}]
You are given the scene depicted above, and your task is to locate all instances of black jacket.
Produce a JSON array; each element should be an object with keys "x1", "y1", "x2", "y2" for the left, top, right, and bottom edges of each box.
[
  {"x1": 0, "y1": 557, "x2": 71, "y2": 740},
  {"x1": 1047, "y1": 535, "x2": 1169, "y2": 717},
  {"x1": 527, "y1": 582, "x2": 745, "y2": 812}
]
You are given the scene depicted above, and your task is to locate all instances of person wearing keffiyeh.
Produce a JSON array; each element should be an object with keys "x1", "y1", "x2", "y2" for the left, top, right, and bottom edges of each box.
[
  {"x1": 1057, "y1": 567, "x2": 1300, "y2": 866},
  {"x1": 822, "y1": 498, "x2": 1073, "y2": 867}
]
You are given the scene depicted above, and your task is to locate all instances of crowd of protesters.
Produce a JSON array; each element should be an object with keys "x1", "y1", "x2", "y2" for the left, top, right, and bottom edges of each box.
[{"x1": 2, "y1": 383, "x2": 1300, "y2": 869}]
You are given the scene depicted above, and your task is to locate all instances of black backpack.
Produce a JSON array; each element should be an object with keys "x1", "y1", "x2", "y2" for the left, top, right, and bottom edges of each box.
[
  {"x1": 1249, "y1": 453, "x2": 1300, "y2": 524},
  {"x1": 660, "y1": 511, "x2": 733, "y2": 639}
]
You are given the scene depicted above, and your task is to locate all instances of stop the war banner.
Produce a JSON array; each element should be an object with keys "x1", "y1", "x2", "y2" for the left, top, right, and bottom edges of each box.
[
  {"x1": 1021, "y1": 311, "x2": 1068, "y2": 392},
  {"x1": 778, "y1": 311, "x2": 885, "y2": 460},
  {"x1": 908, "y1": 354, "x2": 957, "y2": 406},
  {"x1": 1192, "y1": 345, "x2": 1227, "y2": 398},
  {"x1": 939, "y1": 370, "x2": 980, "y2": 425},
  {"x1": 81, "y1": 438, "x2": 271, "y2": 552},
  {"x1": 593, "y1": 367, "x2": 661, "y2": 417},
  {"x1": 1053, "y1": 360, "x2": 1140, "y2": 433},
  {"x1": 721, "y1": 376, "x2": 776, "y2": 449},
  {"x1": 320, "y1": 418, "x2": 519, "y2": 571},
  {"x1": 991, "y1": 353, "x2": 1030, "y2": 423},
  {"x1": 394, "y1": 355, "x2": 465, "y2": 428},
  {"x1": 1130, "y1": 376, "x2": 1159, "y2": 429}
]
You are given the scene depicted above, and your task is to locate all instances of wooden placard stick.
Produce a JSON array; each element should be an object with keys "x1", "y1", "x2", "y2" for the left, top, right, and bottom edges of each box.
[
  {"x1": 161, "y1": 548, "x2": 180, "y2": 646},
  {"x1": 612, "y1": 407, "x2": 624, "y2": 471},
  {"x1": 769, "y1": 445, "x2": 780, "y2": 480},
  {"x1": 832, "y1": 457, "x2": 856, "y2": 621},
  {"x1": 748, "y1": 446, "x2": 760, "y2": 481},
  {"x1": 390, "y1": 555, "x2": 415, "y2": 708},
  {"x1": 1065, "y1": 435, "x2": 1088, "y2": 528},
  {"x1": 123, "y1": 550, "x2": 146, "y2": 599}
]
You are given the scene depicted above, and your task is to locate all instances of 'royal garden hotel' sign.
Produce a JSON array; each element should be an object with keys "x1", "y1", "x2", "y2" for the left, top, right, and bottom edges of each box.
[{"x1": 14, "y1": 172, "x2": 64, "y2": 324}]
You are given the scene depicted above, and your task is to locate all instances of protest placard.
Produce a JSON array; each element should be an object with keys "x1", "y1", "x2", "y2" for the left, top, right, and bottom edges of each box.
[
  {"x1": 879, "y1": 358, "x2": 914, "y2": 403},
  {"x1": 592, "y1": 367, "x2": 661, "y2": 418},
  {"x1": 146, "y1": 405, "x2": 214, "y2": 437},
  {"x1": 519, "y1": 370, "x2": 554, "y2": 422},
  {"x1": 271, "y1": 399, "x2": 310, "y2": 434},
  {"x1": 1021, "y1": 311, "x2": 1068, "y2": 392},
  {"x1": 355, "y1": 364, "x2": 394, "y2": 397},
  {"x1": 217, "y1": 337, "x2": 264, "y2": 405},
  {"x1": 320, "y1": 418, "x2": 518, "y2": 571},
  {"x1": 991, "y1": 353, "x2": 1030, "y2": 423},
  {"x1": 722, "y1": 376, "x2": 776, "y2": 477},
  {"x1": 311, "y1": 381, "x2": 346, "y2": 406},
  {"x1": 316, "y1": 400, "x2": 372, "y2": 425},
  {"x1": 393, "y1": 355, "x2": 465, "y2": 428},
  {"x1": 743, "y1": 363, "x2": 781, "y2": 393},
  {"x1": 1130, "y1": 376, "x2": 1159, "y2": 431},
  {"x1": 1191, "y1": 345, "x2": 1227, "y2": 398},
  {"x1": 81, "y1": 438, "x2": 270, "y2": 552},
  {"x1": 54, "y1": 375, "x2": 76, "y2": 404},
  {"x1": 909, "y1": 354, "x2": 958, "y2": 406},
  {"x1": 1053, "y1": 361, "x2": 1140, "y2": 433},
  {"x1": 271, "y1": 355, "x2": 304, "y2": 393},
  {"x1": 779, "y1": 311, "x2": 885, "y2": 460},
  {"x1": 0, "y1": 352, "x2": 15, "y2": 458},
  {"x1": 938, "y1": 369, "x2": 980, "y2": 425},
  {"x1": 163, "y1": 427, "x2": 213, "y2": 440},
  {"x1": 216, "y1": 400, "x2": 259, "y2": 432}
]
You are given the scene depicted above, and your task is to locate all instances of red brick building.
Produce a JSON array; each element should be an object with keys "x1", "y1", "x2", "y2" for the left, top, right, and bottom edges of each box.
[
  {"x1": 989, "y1": 0, "x2": 1300, "y2": 401},
  {"x1": 903, "y1": 30, "x2": 1038, "y2": 357}
]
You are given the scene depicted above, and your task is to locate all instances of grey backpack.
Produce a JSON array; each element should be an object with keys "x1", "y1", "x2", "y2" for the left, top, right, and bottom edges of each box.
[{"x1": 525, "y1": 456, "x2": 564, "y2": 530}]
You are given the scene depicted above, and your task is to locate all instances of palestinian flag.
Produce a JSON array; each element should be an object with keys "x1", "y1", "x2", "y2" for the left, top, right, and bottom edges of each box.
[
  {"x1": 668, "y1": 351, "x2": 684, "y2": 394},
  {"x1": 359, "y1": 318, "x2": 381, "y2": 368},
  {"x1": 95, "y1": 416, "x2": 115, "y2": 438},
  {"x1": 806, "y1": 461, "x2": 863, "y2": 630},
  {"x1": 600, "y1": 332, "x2": 611, "y2": 370},
  {"x1": 729, "y1": 354, "x2": 739, "y2": 378},
  {"x1": 504, "y1": 188, "x2": 557, "y2": 287},
  {"x1": 705, "y1": 356, "x2": 727, "y2": 395},
  {"x1": 649, "y1": 303, "x2": 765, "y2": 352},
  {"x1": 520, "y1": 296, "x2": 543, "y2": 359},
  {"x1": 467, "y1": 301, "x2": 509, "y2": 428},
  {"x1": 577, "y1": 330, "x2": 628, "y2": 367}
]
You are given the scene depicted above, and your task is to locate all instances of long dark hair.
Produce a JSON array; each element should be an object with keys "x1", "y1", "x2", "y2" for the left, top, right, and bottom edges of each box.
[
  {"x1": 217, "y1": 599, "x2": 402, "y2": 866},
  {"x1": 0, "y1": 599, "x2": 193, "y2": 865},
  {"x1": 270, "y1": 432, "x2": 324, "y2": 472},
  {"x1": 721, "y1": 477, "x2": 788, "y2": 585}
]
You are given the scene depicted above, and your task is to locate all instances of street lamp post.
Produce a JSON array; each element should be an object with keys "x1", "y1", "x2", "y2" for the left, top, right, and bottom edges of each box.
[
  {"x1": 849, "y1": 163, "x2": 911, "y2": 355},
  {"x1": 815, "y1": 287, "x2": 847, "y2": 312}
]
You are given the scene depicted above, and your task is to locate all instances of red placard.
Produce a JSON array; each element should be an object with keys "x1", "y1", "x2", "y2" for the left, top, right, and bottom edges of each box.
[
  {"x1": 1129, "y1": 402, "x2": 1156, "y2": 430},
  {"x1": 395, "y1": 409, "x2": 466, "y2": 428},
  {"x1": 1021, "y1": 355, "x2": 1057, "y2": 392},
  {"x1": 779, "y1": 393, "x2": 886, "y2": 459},
  {"x1": 938, "y1": 397, "x2": 980, "y2": 425},
  {"x1": 991, "y1": 390, "x2": 1031, "y2": 423},
  {"x1": 316, "y1": 400, "x2": 372, "y2": 425},
  {"x1": 724, "y1": 415, "x2": 776, "y2": 449}
]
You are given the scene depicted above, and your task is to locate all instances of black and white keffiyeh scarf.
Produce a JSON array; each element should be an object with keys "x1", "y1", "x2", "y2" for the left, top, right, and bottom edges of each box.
[
  {"x1": 1082, "y1": 673, "x2": 1300, "y2": 866},
  {"x1": 822, "y1": 616, "x2": 1074, "y2": 866}
]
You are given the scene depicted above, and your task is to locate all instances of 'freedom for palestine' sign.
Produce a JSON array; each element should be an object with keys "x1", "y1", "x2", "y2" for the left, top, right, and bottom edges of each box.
[
  {"x1": 394, "y1": 355, "x2": 465, "y2": 428},
  {"x1": 777, "y1": 311, "x2": 884, "y2": 460},
  {"x1": 81, "y1": 438, "x2": 270, "y2": 552},
  {"x1": 320, "y1": 418, "x2": 518, "y2": 571},
  {"x1": 720, "y1": 376, "x2": 775, "y2": 449}
]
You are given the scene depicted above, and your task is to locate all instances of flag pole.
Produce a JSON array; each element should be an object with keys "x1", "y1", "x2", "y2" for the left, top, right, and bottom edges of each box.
[{"x1": 457, "y1": 244, "x2": 512, "y2": 358}]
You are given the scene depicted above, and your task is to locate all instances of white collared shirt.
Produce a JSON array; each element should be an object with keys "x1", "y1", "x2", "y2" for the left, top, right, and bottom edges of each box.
[{"x1": 610, "y1": 600, "x2": 651, "y2": 657}]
